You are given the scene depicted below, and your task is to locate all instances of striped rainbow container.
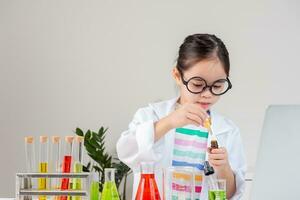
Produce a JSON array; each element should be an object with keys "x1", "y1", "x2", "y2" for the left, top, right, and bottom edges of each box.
[
  {"x1": 163, "y1": 167, "x2": 204, "y2": 200},
  {"x1": 171, "y1": 126, "x2": 209, "y2": 199}
]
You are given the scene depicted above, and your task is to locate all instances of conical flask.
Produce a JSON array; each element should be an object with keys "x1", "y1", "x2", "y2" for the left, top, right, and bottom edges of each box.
[
  {"x1": 135, "y1": 162, "x2": 161, "y2": 200},
  {"x1": 101, "y1": 168, "x2": 120, "y2": 200}
]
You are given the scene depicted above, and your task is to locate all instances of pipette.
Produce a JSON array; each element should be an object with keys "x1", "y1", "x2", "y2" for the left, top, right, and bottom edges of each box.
[{"x1": 204, "y1": 117, "x2": 219, "y2": 149}]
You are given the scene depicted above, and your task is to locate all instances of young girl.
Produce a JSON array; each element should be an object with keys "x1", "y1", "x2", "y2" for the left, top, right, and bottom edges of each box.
[{"x1": 116, "y1": 34, "x2": 246, "y2": 200}]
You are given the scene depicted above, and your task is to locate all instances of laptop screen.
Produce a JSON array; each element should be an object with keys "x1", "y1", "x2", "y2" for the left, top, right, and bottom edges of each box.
[{"x1": 250, "y1": 105, "x2": 300, "y2": 200}]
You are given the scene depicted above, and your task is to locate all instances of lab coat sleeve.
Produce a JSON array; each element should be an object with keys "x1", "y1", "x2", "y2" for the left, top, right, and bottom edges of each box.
[
  {"x1": 227, "y1": 127, "x2": 247, "y2": 200},
  {"x1": 116, "y1": 107, "x2": 161, "y2": 171}
]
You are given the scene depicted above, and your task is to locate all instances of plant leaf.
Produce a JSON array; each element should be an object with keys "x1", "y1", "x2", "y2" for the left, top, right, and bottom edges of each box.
[
  {"x1": 75, "y1": 128, "x2": 84, "y2": 136},
  {"x1": 75, "y1": 126, "x2": 131, "y2": 197}
]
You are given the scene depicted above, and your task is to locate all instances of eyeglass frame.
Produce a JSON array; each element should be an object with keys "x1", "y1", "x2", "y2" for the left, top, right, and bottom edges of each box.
[{"x1": 179, "y1": 71, "x2": 232, "y2": 96}]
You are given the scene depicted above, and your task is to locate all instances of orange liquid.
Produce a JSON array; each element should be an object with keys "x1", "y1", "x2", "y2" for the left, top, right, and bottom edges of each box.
[{"x1": 135, "y1": 174, "x2": 161, "y2": 200}]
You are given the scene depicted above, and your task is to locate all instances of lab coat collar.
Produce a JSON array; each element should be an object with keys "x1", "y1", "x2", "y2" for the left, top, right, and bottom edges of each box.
[{"x1": 149, "y1": 97, "x2": 232, "y2": 135}]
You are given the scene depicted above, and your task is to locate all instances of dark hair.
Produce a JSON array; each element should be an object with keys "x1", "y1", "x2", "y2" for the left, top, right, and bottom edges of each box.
[{"x1": 176, "y1": 33, "x2": 230, "y2": 76}]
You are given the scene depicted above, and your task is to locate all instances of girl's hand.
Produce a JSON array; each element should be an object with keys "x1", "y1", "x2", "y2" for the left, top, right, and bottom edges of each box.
[
  {"x1": 167, "y1": 103, "x2": 209, "y2": 129},
  {"x1": 208, "y1": 147, "x2": 231, "y2": 173},
  {"x1": 208, "y1": 147, "x2": 236, "y2": 198}
]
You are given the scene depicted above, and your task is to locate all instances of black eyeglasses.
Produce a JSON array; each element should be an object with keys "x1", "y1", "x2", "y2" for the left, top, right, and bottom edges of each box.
[{"x1": 180, "y1": 72, "x2": 232, "y2": 96}]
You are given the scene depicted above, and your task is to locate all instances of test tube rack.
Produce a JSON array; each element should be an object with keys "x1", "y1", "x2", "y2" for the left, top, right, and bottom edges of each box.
[{"x1": 16, "y1": 172, "x2": 91, "y2": 199}]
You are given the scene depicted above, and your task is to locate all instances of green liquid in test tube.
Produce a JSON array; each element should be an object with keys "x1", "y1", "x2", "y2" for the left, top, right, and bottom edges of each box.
[
  {"x1": 90, "y1": 182, "x2": 99, "y2": 200},
  {"x1": 70, "y1": 136, "x2": 84, "y2": 200},
  {"x1": 72, "y1": 162, "x2": 83, "y2": 187},
  {"x1": 101, "y1": 168, "x2": 120, "y2": 200},
  {"x1": 90, "y1": 170, "x2": 99, "y2": 200}
]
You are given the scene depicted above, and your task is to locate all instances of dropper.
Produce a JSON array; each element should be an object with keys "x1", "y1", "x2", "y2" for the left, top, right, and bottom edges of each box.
[{"x1": 204, "y1": 116, "x2": 218, "y2": 149}]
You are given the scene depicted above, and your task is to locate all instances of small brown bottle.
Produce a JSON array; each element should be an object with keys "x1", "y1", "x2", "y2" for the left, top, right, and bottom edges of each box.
[{"x1": 211, "y1": 134, "x2": 219, "y2": 149}]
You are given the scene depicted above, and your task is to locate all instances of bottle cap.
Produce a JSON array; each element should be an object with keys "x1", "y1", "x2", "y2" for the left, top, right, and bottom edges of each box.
[
  {"x1": 25, "y1": 136, "x2": 34, "y2": 144},
  {"x1": 75, "y1": 135, "x2": 84, "y2": 143},
  {"x1": 65, "y1": 136, "x2": 74, "y2": 143},
  {"x1": 51, "y1": 136, "x2": 61, "y2": 143},
  {"x1": 40, "y1": 136, "x2": 48, "y2": 143}
]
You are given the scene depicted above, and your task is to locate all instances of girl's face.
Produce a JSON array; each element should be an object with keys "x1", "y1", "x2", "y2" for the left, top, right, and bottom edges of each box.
[{"x1": 173, "y1": 58, "x2": 228, "y2": 111}]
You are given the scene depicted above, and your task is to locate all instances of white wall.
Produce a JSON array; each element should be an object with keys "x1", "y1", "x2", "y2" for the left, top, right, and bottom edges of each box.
[{"x1": 1, "y1": 0, "x2": 300, "y2": 198}]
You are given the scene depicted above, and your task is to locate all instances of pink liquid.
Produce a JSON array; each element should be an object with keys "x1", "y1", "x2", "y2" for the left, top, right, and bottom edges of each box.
[
  {"x1": 60, "y1": 155, "x2": 72, "y2": 200},
  {"x1": 135, "y1": 174, "x2": 161, "y2": 200}
]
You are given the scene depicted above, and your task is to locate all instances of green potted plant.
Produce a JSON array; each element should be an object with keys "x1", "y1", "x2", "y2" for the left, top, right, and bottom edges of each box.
[{"x1": 75, "y1": 127, "x2": 131, "y2": 200}]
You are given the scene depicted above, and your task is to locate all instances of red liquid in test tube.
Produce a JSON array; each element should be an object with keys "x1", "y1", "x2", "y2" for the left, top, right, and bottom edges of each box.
[
  {"x1": 60, "y1": 136, "x2": 74, "y2": 200},
  {"x1": 61, "y1": 155, "x2": 72, "y2": 189}
]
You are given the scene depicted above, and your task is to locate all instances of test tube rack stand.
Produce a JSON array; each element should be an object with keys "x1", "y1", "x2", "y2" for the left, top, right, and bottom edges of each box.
[{"x1": 16, "y1": 172, "x2": 91, "y2": 199}]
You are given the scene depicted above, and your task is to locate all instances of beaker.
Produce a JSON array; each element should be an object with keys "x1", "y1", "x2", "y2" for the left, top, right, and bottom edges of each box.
[{"x1": 208, "y1": 179, "x2": 226, "y2": 200}]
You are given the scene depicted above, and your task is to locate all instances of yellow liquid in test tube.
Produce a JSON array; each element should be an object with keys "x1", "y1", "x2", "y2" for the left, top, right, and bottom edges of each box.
[
  {"x1": 38, "y1": 162, "x2": 48, "y2": 200},
  {"x1": 70, "y1": 162, "x2": 83, "y2": 200}
]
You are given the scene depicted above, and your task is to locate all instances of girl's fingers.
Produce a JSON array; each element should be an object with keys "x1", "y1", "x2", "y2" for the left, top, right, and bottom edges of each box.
[
  {"x1": 187, "y1": 119, "x2": 200, "y2": 127},
  {"x1": 210, "y1": 147, "x2": 226, "y2": 154},
  {"x1": 208, "y1": 159, "x2": 226, "y2": 166},
  {"x1": 209, "y1": 153, "x2": 225, "y2": 160},
  {"x1": 208, "y1": 147, "x2": 228, "y2": 166},
  {"x1": 207, "y1": 147, "x2": 212, "y2": 153},
  {"x1": 186, "y1": 113, "x2": 203, "y2": 126},
  {"x1": 187, "y1": 105, "x2": 209, "y2": 121}
]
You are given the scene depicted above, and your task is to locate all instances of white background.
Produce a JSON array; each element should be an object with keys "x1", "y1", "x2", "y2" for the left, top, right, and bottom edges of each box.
[{"x1": 1, "y1": 0, "x2": 300, "y2": 199}]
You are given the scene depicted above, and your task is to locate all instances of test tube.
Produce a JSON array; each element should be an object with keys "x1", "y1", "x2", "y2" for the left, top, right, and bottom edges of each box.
[
  {"x1": 90, "y1": 170, "x2": 99, "y2": 200},
  {"x1": 24, "y1": 136, "x2": 36, "y2": 200},
  {"x1": 25, "y1": 136, "x2": 36, "y2": 172},
  {"x1": 38, "y1": 136, "x2": 49, "y2": 200},
  {"x1": 70, "y1": 136, "x2": 84, "y2": 200},
  {"x1": 51, "y1": 136, "x2": 61, "y2": 200},
  {"x1": 60, "y1": 136, "x2": 74, "y2": 200}
]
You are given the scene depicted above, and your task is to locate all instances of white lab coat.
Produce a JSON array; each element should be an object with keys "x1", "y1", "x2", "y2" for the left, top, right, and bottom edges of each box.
[{"x1": 116, "y1": 97, "x2": 246, "y2": 200}]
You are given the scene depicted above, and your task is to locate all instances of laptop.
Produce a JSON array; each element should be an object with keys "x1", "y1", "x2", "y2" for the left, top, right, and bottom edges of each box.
[{"x1": 250, "y1": 105, "x2": 300, "y2": 200}]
